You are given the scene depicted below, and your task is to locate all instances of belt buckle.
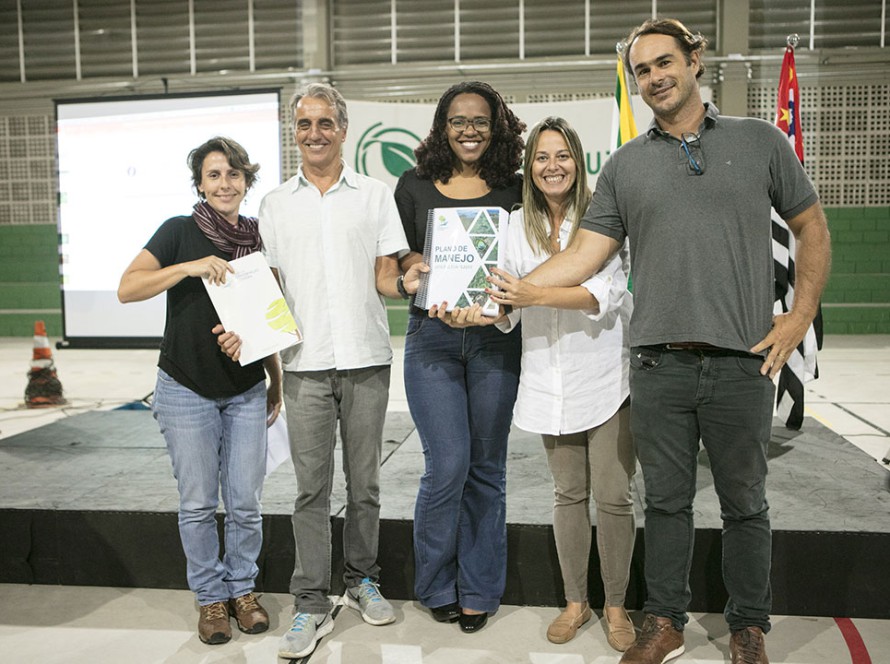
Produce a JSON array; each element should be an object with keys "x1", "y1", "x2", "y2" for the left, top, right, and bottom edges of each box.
[{"x1": 665, "y1": 342, "x2": 711, "y2": 352}]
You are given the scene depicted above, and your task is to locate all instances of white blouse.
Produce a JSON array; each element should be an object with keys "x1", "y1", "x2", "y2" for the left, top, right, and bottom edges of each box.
[{"x1": 498, "y1": 208, "x2": 632, "y2": 436}]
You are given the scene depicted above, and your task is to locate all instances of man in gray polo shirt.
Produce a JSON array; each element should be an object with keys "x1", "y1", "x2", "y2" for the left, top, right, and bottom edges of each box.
[{"x1": 488, "y1": 18, "x2": 831, "y2": 664}]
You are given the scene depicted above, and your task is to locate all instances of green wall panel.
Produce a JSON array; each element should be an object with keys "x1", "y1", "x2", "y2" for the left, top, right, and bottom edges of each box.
[{"x1": 2, "y1": 209, "x2": 888, "y2": 336}]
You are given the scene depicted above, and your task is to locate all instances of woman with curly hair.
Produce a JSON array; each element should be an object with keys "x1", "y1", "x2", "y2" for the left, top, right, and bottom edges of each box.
[{"x1": 395, "y1": 81, "x2": 525, "y2": 633}]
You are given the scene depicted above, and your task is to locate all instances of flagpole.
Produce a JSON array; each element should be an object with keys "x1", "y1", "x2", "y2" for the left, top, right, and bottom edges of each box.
[
  {"x1": 772, "y1": 32, "x2": 821, "y2": 430},
  {"x1": 610, "y1": 41, "x2": 638, "y2": 153}
]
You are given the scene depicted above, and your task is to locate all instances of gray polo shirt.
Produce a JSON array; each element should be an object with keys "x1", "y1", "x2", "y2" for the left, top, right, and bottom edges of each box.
[{"x1": 581, "y1": 103, "x2": 819, "y2": 354}]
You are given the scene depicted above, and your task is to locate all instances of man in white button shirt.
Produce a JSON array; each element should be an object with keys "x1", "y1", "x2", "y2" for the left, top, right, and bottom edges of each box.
[{"x1": 218, "y1": 82, "x2": 422, "y2": 659}]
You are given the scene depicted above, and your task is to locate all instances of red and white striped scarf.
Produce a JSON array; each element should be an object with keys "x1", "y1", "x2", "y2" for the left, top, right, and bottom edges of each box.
[{"x1": 192, "y1": 200, "x2": 262, "y2": 259}]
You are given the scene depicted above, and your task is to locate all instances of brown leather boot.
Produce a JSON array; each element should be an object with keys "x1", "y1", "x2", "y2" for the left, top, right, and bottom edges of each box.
[
  {"x1": 229, "y1": 592, "x2": 270, "y2": 634},
  {"x1": 730, "y1": 626, "x2": 770, "y2": 664},
  {"x1": 619, "y1": 614, "x2": 684, "y2": 663},
  {"x1": 198, "y1": 601, "x2": 232, "y2": 645}
]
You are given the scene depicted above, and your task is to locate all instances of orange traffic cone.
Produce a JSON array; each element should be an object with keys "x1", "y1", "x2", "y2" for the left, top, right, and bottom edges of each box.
[{"x1": 25, "y1": 320, "x2": 66, "y2": 408}]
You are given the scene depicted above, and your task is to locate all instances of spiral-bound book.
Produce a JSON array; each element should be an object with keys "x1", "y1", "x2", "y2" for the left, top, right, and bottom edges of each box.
[{"x1": 414, "y1": 206, "x2": 508, "y2": 317}]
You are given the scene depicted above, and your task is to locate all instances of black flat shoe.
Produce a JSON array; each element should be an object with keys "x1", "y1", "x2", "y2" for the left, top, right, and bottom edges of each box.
[
  {"x1": 430, "y1": 602, "x2": 460, "y2": 623},
  {"x1": 459, "y1": 612, "x2": 488, "y2": 633}
]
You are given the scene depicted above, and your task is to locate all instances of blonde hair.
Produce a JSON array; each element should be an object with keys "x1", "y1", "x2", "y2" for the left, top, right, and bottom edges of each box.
[{"x1": 521, "y1": 117, "x2": 591, "y2": 256}]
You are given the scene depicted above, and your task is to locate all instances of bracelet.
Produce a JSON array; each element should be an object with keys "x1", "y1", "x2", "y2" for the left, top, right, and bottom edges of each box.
[{"x1": 396, "y1": 274, "x2": 410, "y2": 300}]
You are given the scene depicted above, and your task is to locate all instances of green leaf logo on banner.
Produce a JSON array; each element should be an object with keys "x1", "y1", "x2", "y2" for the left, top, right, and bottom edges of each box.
[
  {"x1": 355, "y1": 122, "x2": 422, "y2": 178},
  {"x1": 380, "y1": 141, "x2": 416, "y2": 177}
]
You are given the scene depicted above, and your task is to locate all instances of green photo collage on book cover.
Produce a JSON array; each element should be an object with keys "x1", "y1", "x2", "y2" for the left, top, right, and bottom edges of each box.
[{"x1": 455, "y1": 207, "x2": 501, "y2": 309}]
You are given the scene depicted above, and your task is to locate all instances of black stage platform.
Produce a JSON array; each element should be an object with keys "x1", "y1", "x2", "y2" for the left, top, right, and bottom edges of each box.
[{"x1": 1, "y1": 409, "x2": 887, "y2": 619}]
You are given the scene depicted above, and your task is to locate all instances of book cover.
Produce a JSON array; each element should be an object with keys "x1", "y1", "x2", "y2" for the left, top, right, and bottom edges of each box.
[
  {"x1": 415, "y1": 206, "x2": 508, "y2": 317},
  {"x1": 202, "y1": 251, "x2": 302, "y2": 366}
]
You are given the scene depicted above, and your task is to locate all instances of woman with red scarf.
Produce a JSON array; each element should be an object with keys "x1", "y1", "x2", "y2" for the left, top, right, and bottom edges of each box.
[{"x1": 118, "y1": 136, "x2": 281, "y2": 646}]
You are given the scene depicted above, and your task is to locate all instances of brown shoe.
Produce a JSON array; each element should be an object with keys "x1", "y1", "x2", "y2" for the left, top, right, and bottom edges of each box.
[
  {"x1": 547, "y1": 605, "x2": 592, "y2": 644},
  {"x1": 229, "y1": 592, "x2": 270, "y2": 634},
  {"x1": 619, "y1": 614, "x2": 684, "y2": 664},
  {"x1": 730, "y1": 626, "x2": 770, "y2": 664},
  {"x1": 198, "y1": 601, "x2": 232, "y2": 645},
  {"x1": 605, "y1": 605, "x2": 637, "y2": 651}
]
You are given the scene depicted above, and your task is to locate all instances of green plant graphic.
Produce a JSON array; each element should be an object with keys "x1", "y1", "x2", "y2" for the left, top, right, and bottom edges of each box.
[{"x1": 266, "y1": 298, "x2": 298, "y2": 335}]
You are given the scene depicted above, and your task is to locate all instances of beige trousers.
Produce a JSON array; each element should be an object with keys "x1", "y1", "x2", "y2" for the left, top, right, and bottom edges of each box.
[{"x1": 542, "y1": 405, "x2": 636, "y2": 606}]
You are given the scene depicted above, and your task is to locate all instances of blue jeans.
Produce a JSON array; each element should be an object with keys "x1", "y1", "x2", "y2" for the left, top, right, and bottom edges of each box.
[
  {"x1": 404, "y1": 312, "x2": 521, "y2": 613},
  {"x1": 152, "y1": 369, "x2": 267, "y2": 605},
  {"x1": 282, "y1": 365, "x2": 390, "y2": 614},
  {"x1": 629, "y1": 346, "x2": 775, "y2": 632}
]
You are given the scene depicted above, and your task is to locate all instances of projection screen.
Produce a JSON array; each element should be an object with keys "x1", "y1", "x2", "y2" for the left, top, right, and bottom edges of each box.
[{"x1": 56, "y1": 89, "x2": 282, "y2": 348}]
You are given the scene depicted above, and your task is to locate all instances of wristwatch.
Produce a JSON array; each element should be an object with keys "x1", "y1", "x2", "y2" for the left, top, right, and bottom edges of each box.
[{"x1": 396, "y1": 274, "x2": 410, "y2": 300}]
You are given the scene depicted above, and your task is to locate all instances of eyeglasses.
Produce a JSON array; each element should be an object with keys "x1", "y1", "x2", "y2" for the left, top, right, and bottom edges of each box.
[
  {"x1": 680, "y1": 132, "x2": 704, "y2": 175},
  {"x1": 447, "y1": 116, "x2": 492, "y2": 133}
]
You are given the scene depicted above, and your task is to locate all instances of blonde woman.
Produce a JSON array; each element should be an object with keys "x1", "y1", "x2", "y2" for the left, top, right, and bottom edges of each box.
[{"x1": 462, "y1": 116, "x2": 637, "y2": 649}]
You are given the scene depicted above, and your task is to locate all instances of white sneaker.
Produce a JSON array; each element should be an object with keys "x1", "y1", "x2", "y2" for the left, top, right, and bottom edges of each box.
[
  {"x1": 277, "y1": 611, "x2": 334, "y2": 659},
  {"x1": 345, "y1": 577, "x2": 396, "y2": 626}
]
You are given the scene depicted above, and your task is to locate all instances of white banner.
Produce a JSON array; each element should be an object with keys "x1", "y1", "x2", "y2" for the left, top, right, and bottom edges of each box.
[{"x1": 342, "y1": 90, "x2": 711, "y2": 192}]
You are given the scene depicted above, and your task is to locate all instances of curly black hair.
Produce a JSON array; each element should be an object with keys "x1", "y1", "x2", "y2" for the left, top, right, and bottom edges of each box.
[{"x1": 414, "y1": 81, "x2": 525, "y2": 189}]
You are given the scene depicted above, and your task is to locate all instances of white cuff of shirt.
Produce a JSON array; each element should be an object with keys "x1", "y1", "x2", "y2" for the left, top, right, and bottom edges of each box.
[{"x1": 581, "y1": 273, "x2": 617, "y2": 321}]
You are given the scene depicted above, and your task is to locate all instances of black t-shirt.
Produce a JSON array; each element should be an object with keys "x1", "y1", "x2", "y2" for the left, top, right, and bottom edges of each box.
[
  {"x1": 394, "y1": 169, "x2": 523, "y2": 318},
  {"x1": 145, "y1": 215, "x2": 265, "y2": 399},
  {"x1": 394, "y1": 168, "x2": 523, "y2": 254}
]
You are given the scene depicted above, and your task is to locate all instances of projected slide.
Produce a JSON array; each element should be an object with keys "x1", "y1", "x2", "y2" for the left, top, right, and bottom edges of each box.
[{"x1": 57, "y1": 90, "x2": 281, "y2": 345}]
